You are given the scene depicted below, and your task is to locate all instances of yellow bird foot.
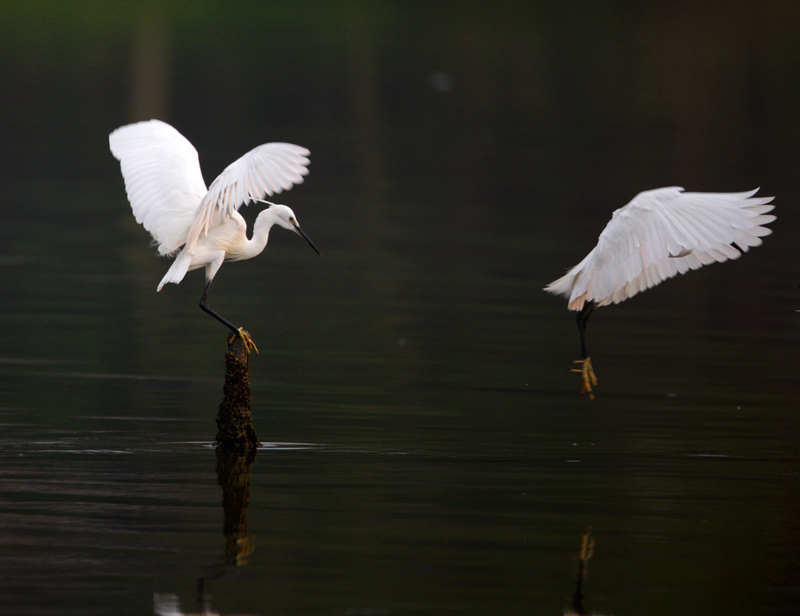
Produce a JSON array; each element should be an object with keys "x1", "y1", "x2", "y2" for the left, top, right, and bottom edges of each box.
[
  {"x1": 229, "y1": 327, "x2": 259, "y2": 355},
  {"x1": 569, "y1": 357, "x2": 598, "y2": 400}
]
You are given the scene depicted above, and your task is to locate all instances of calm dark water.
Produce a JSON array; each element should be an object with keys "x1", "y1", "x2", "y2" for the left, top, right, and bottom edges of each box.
[{"x1": 0, "y1": 2, "x2": 799, "y2": 615}]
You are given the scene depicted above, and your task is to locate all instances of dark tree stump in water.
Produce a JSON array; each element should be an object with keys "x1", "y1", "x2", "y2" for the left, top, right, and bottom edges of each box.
[{"x1": 215, "y1": 331, "x2": 259, "y2": 447}]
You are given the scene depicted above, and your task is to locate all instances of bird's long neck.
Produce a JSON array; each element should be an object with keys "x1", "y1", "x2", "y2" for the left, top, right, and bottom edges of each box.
[{"x1": 240, "y1": 220, "x2": 273, "y2": 261}]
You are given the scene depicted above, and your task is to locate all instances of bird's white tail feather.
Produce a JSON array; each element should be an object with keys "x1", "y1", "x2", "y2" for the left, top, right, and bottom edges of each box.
[
  {"x1": 543, "y1": 271, "x2": 577, "y2": 299},
  {"x1": 157, "y1": 249, "x2": 192, "y2": 291}
]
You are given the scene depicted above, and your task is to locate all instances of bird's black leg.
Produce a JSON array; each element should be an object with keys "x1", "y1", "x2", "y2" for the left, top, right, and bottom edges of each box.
[
  {"x1": 570, "y1": 301, "x2": 598, "y2": 398},
  {"x1": 199, "y1": 279, "x2": 238, "y2": 333},
  {"x1": 577, "y1": 301, "x2": 596, "y2": 359},
  {"x1": 199, "y1": 280, "x2": 259, "y2": 354}
]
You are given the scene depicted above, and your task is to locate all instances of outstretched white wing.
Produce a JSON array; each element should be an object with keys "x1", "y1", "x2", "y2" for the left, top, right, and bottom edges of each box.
[
  {"x1": 109, "y1": 119, "x2": 208, "y2": 255},
  {"x1": 545, "y1": 187, "x2": 776, "y2": 310},
  {"x1": 184, "y1": 142, "x2": 310, "y2": 252}
]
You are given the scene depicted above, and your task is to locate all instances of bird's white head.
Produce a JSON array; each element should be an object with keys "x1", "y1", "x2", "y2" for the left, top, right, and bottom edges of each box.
[
  {"x1": 266, "y1": 203, "x2": 300, "y2": 231},
  {"x1": 256, "y1": 202, "x2": 320, "y2": 255}
]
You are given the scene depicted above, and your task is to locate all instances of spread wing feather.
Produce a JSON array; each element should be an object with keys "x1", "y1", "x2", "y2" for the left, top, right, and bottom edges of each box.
[
  {"x1": 109, "y1": 119, "x2": 207, "y2": 255},
  {"x1": 544, "y1": 187, "x2": 775, "y2": 310}
]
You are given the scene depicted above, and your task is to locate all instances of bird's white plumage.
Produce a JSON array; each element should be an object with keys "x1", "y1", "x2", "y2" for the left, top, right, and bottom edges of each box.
[
  {"x1": 545, "y1": 187, "x2": 775, "y2": 310},
  {"x1": 108, "y1": 119, "x2": 310, "y2": 257},
  {"x1": 186, "y1": 141, "x2": 310, "y2": 253},
  {"x1": 109, "y1": 119, "x2": 207, "y2": 255}
]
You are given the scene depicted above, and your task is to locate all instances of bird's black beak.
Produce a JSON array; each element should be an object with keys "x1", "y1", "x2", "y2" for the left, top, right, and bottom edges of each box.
[{"x1": 294, "y1": 223, "x2": 320, "y2": 255}]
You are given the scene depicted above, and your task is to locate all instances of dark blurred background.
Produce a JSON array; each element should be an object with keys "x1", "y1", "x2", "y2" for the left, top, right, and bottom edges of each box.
[{"x1": 1, "y1": 0, "x2": 797, "y2": 388}]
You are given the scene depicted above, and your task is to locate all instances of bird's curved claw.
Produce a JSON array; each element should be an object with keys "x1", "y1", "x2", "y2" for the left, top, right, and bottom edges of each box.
[
  {"x1": 229, "y1": 327, "x2": 259, "y2": 355},
  {"x1": 569, "y1": 357, "x2": 598, "y2": 400}
]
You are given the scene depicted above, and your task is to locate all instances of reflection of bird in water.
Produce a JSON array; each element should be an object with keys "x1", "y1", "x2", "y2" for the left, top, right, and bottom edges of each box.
[
  {"x1": 153, "y1": 594, "x2": 193, "y2": 616},
  {"x1": 154, "y1": 592, "x2": 247, "y2": 616},
  {"x1": 109, "y1": 119, "x2": 320, "y2": 354},
  {"x1": 545, "y1": 187, "x2": 775, "y2": 398},
  {"x1": 152, "y1": 452, "x2": 257, "y2": 616},
  {"x1": 565, "y1": 527, "x2": 609, "y2": 616}
]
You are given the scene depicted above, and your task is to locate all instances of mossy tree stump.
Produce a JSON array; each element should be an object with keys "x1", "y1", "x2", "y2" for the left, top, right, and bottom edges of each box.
[{"x1": 215, "y1": 331, "x2": 259, "y2": 447}]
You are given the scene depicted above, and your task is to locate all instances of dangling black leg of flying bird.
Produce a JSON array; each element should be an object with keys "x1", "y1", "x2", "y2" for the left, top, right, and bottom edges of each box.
[{"x1": 570, "y1": 301, "x2": 598, "y2": 399}]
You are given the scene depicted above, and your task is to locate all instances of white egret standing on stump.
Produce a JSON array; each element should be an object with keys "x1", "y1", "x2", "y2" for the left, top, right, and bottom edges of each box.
[
  {"x1": 545, "y1": 187, "x2": 775, "y2": 398},
  {"x1": 109, "y1": 119, "x2": 320, "y2": 354}
]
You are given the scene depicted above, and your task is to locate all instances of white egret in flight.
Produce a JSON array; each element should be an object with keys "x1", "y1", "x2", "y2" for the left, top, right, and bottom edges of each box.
[
  {"x1": 109, "y1": 119, "x2": 319, "y2": 354},
  {"x1": 545, "y1": 187, "x2": 775, "y2": 398}
]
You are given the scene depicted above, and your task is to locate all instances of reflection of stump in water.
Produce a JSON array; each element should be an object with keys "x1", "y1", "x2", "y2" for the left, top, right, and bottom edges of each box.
[
  {"x1": 215, "y1": 446, "x2": 257, "y2": 566},
  {"x1": 216, "y1": 332, "x2": 259, "y2": 447}
]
